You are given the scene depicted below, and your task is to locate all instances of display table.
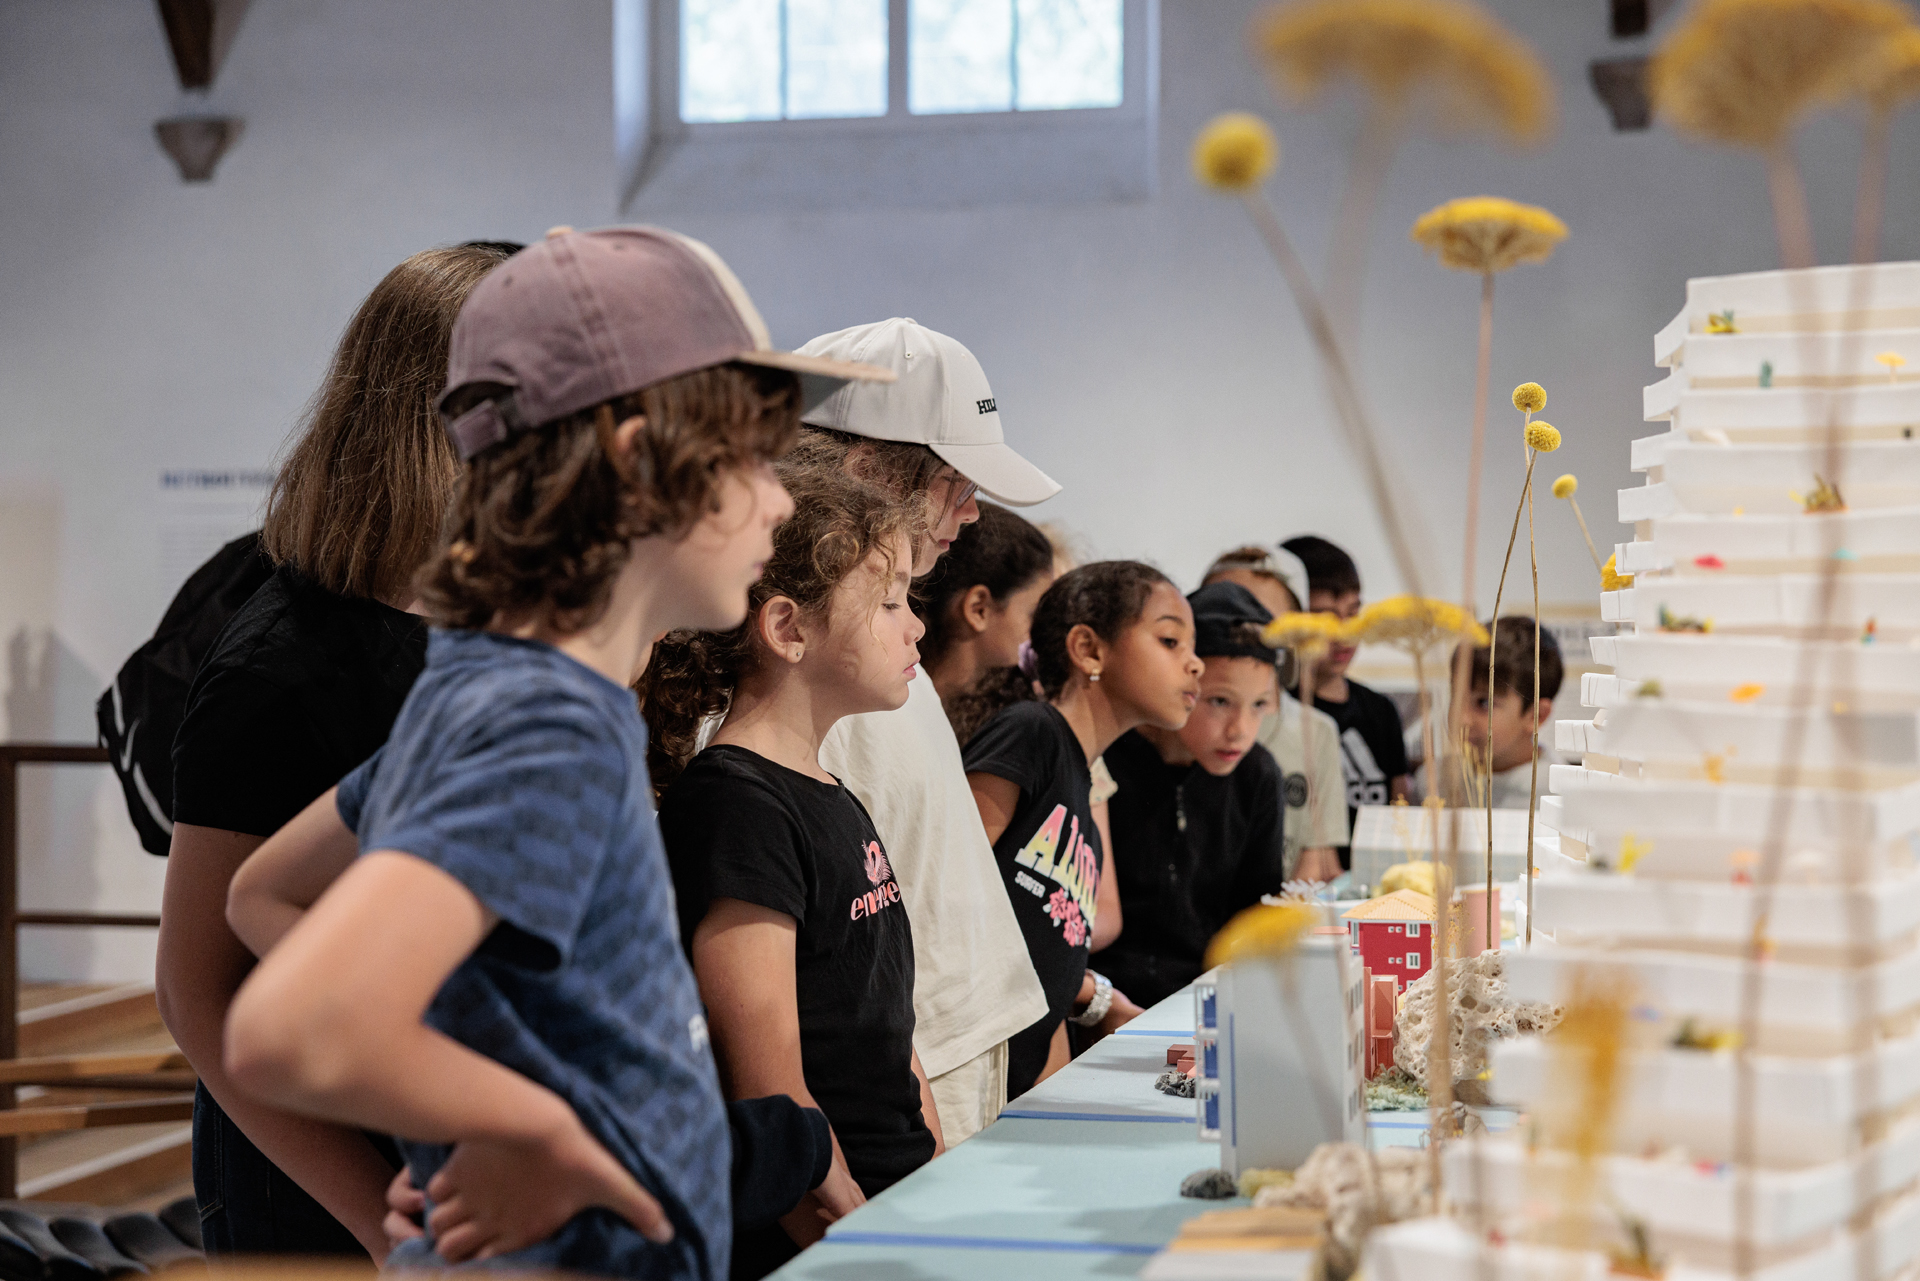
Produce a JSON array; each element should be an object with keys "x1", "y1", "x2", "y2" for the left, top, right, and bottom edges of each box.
[{"x1": 769, "y1": 979, "x2": 1439, "y2": 1279}]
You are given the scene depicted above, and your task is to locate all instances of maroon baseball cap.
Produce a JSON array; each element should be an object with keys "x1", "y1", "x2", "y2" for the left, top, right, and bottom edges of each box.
[{"x1": 440, "y1": 225, "x2": 893, "y2": 460}]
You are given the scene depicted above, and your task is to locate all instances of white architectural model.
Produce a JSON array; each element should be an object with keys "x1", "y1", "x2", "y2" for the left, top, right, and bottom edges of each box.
[{"x1": 1371, "y1": 262, "x2": 1920, "y2": 1279}]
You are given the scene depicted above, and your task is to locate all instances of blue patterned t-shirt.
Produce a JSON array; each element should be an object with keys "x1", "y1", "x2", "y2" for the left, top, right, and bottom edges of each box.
[{"x1": 336, "y1": 628, "x2": 729, "y2": 1280}]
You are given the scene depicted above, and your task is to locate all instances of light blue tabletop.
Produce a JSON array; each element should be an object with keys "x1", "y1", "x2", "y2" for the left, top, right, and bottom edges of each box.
[{"x1": 769, "y1": 982, "x2": 1445, "y2": 1279}]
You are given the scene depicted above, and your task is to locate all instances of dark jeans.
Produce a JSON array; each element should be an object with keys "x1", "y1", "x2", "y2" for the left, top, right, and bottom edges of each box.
[{"x1": 191, "y1": 1082, "x2": 372, "y2": 1257}]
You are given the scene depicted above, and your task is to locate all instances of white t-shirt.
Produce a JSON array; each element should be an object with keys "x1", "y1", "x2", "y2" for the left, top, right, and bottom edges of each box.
[
  {"x1": 819, "y1": 669, "x2": 1049, "y2": 1078},
  {"x1": 1256, "y1": 691, "x2": 1350, "y2": 871}
]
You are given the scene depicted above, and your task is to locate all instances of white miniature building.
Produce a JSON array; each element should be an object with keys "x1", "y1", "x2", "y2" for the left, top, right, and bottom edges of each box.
[
  {"x1": 1371, "y1": 261, "x2": 1920, "y2": 1279},
  {"x1": 1195, "y1": 929, "x2": 1366, "y2": 1174}
]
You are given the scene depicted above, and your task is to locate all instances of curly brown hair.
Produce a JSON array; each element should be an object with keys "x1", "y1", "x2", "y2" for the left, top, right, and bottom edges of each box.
[
  {"x1": 417, "y1": 362, "x2": 801, "y2": 632},
  {"x1": 261, "y1": 242, "x2": 516, "y2": 603},
  {"x1": 782, "y1": 426, "x2": 957, "y2": 567},
  {"x1": 639, "y1": 461, "x2": 912, "y2": 787}
]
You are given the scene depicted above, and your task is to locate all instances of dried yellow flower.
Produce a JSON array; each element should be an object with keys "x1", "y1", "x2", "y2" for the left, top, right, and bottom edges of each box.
[
  {"x1": 1512, "y1": 381, "x2": 1547, "y2": 413},
  {"x1": 1552, "y1": 474, "x2": 1578, "y2": 499},
  {"x1": 1601, "y1": 553, "x2": 1634, "y2": 591},
  {"x1": 1861, "y1": 28, "x2": 1920, "y2": 111},
  {"x1": 1649, "y1": 0, "x2": 1909, "y2": 147},
  {"x1": 1204, "y1": 901, "x2": 1322, "y2": 968},
  {"x1": 1411, "y1": 196, "x2": 1568, "y2": 273},
  {"x1": 1350, "y1": 595, "x2": 1489, "y2": 654},
  {"x1": 1260, "y1": 611, "x2": 1354, "y2": 654},
  {"x1": 1526, "y1": 421, "x2": 1562, "y2": 452},
  {"x1": 1253, "y1": 0, "x2": 1554, "y2": 145},
  {"x1": 1192, "y1": 113, "x2": 1280, "y2": 192}
]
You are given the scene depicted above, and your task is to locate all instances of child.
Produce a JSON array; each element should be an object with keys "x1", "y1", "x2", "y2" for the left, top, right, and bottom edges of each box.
[
  {"x1": 963, "y1": 562, "x2": 1205, "y2": 1097},
  {"x1": 1200, "y1": 545, "x2": 1349, "y2": 884},
  {"x1": 1457, "y1": 616, "x2": 1566, "y2": 811},
  {"x1": 646, "y1": 466, "x2": 936, "y2": 1277},
  {"x1": 1099, "y1": 582, "x2": 1290, "y2": 1009},
  {"x1": 1281, "y1": 535, "x2": 1411, "y2": 870},
  {"x1": 221, "y1": 227, "x2": 885, "y2": 1279},
  {"x1": 916, "y1": 503, "x2": 1056, "y2": 716},
  {"x1": 792, "y1": 318, "x2": 1057, "y2": 1146},
  {"x1": 160, "y1": 240, "x2": 515, "y2": 1258}
]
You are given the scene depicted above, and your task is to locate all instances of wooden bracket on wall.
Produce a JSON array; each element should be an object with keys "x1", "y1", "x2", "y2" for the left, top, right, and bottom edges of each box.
[
  {"x1": 155, "y1": 117, "x2": 245, "y2": 182},
  {"x1": 1589, "y1": 57, "x2": 1652, "y2": 132},
  {"x1": 153, "y1": 0, "x2": 250, "y2": 181},
  {"x1": 155, "y1": 0, "x2": 251, "y2": 90}
]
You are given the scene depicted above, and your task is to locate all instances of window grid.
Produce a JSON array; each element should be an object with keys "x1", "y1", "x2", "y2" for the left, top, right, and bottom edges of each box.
[{"x1": 679, "y1": 0, "x2": 1122, "y2": 125}]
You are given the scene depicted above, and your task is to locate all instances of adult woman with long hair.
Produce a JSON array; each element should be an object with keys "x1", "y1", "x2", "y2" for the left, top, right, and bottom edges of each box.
[{"x1": 156, "y1": 241, "x2": 518, "y2": 1259}]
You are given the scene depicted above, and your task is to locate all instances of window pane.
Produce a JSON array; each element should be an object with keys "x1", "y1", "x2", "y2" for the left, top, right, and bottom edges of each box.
[
  {"x1": 911, "y1": 0, "x2": 1012, "y2": 114},
  {"x1": 682, "y1": 0, "x2": 782, "y2": 122},
  {"x1": 1016, "y1": 0, "x2": 1122, "y2": 110},
  {"x1": 787, "y1": 0, "x2": 888, "y2": 118}
]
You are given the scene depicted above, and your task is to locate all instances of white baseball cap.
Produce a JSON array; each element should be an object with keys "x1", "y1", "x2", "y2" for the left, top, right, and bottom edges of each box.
[{"x1": 797, "y1": 318, "x2": 1062, "y2": 507}]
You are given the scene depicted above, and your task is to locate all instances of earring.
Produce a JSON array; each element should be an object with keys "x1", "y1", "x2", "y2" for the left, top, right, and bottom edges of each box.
[{"x1": 1088, "y1": 669, "x2": 1102, "y2": 683}]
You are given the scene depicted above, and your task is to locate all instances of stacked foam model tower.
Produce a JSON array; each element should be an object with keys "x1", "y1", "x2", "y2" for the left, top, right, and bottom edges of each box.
[{"x1": 1370, "y1": 262, "x2": 1920, "y2": 1280}]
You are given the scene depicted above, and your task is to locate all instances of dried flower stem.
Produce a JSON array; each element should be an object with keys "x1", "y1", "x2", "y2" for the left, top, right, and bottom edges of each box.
[
  {"x1": 1765, "y1": 138, "x2": 1817, "y2": 271},
  {"x1": 1240, "y1": 190, "x2": 1426, "y2": 598},
  {"x1": 1854, "y1": 107, "x2": 1892, "y2": 264},
  {"x1": 1567, "y1": 495, "x2": 1604, "y2": 575},
  {"x1": 1526, "y1": 475, "x2": 1540, "y2": 941},
  {"x1": 1325, "y1": 100, "x2": 1404, "y2": 348},
  {"x1": 1457, "y1": 270, "x2": 1498, "y2": 948},
  {"x1": 1489, "y1": 449, "x2": 1539, "y2": 943}
]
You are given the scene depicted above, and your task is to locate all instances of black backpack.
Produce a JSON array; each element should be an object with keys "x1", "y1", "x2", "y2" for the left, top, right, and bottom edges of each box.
[{"x1": 97, "y1": 532, "x2": 275, "y2": 855}]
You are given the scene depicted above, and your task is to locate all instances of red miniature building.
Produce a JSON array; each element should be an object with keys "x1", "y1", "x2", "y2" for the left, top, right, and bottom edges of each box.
[
  {"x1": 1364, "y1": 973, "x2": 1399, "y2": 1079},
  {"x1": 1342, "y1": 890, "x2": 1437, "y2": 994}
]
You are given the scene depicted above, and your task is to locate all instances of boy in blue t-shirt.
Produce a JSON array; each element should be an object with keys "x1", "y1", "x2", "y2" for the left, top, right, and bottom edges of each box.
[{"x1": 221, "y1": 227, "x2": 888, "y2": 1278}]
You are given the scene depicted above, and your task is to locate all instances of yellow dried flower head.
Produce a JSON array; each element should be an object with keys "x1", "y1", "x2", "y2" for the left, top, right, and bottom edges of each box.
[
  {"x1": 1350, "y1": 595, "x2": 1489, "y2": 655},
  {"x1": 1192, "y1": 113, "x2": 1280, "y2": 192},
  {"x1": 1649, "y1": 0, "x2": 1910, "y2": 148},
  {"x1": 1526, "y1": 421, "x2": 1562, "y2": 452},
  {"x1": 1260, "y1": 611, "x2": 1354, "y2": 654},
  {"x1": 1552, "y1": 473, "x2": 1578, "y2": 499},
  {"x1": 1253, "y1": 0, "x2": 1554, "y2": 145},
  {"x1": 1411, "y1": 196, "x2": 1568, "y2": 273},
  {"x1": 1861, "y1": 28, "x2": 1920, "y2": 111},
  {"x1": 1601, "y1": 554, "x2": 1634, "y2": 591},
  {"x1": 1205, "y1": 901, "x2": 1321, "y2": 968},
  {"x1": 1512, "y1": 381, "x2": 1547, "y2": 413}
]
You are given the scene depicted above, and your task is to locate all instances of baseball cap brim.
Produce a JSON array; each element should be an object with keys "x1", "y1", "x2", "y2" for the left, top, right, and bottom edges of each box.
[
  {"x1": 930, "y1": 439, "x2": 1062, "y2": 507},
  {"x1": 735, "y1": 350, "x2": 895, "y2": 416}
]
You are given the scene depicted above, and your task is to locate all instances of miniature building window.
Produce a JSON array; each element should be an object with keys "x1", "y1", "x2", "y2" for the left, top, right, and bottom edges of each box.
[
  {"x1": 1405, "y1": 923, "x2": 1420, "y2": 938},
  {"x1": 1389, "y1": 925, "x2": 1401, "y2": 934},
  {"x1": 1406, "y1": 953, "x2": 1423, "y2": 969}
]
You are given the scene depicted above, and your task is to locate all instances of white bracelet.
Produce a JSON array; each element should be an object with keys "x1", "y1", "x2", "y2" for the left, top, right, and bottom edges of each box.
[{"x1": 1070, "y1": 971, "x2": 1114, "y2": 1027}]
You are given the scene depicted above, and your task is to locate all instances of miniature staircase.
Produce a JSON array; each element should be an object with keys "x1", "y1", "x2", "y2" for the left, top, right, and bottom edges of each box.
[{"x1": 14, "y1": 984, "x2": 193, "y2": 1209}]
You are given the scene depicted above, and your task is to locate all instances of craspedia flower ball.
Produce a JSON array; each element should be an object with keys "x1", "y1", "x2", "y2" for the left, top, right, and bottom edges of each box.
[
  {"x1": 1526, "y1": 421, "x2": 1562, "y2": 452},
  {"x1": 1193, "y1": 113, "x2": 1279, "y2": 192},
  {"x1": 1552, "y1": 474, "x2": 1577, "y2": 499},
  {"x1": 1513, "y1": 382, "x2": 1547, "y2": 413}
]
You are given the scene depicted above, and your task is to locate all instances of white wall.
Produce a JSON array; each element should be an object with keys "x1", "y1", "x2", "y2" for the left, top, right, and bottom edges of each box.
[{"x1": 2, "y1": 0, "x2": 1916, "y2": 978}]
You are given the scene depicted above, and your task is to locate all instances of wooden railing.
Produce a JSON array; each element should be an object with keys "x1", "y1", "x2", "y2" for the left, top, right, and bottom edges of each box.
[{"x1": 0, "y1": 744, "x2": 188, "y2": 1196}]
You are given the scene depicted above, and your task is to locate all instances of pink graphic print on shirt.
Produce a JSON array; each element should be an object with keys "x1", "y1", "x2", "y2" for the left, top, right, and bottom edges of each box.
[
  {"x1": 850, "y1": 840, "x2": 901, "y2": 920},
  {"x1": 1012, "y1": 804, "x2": 1099, "y2": 945}
]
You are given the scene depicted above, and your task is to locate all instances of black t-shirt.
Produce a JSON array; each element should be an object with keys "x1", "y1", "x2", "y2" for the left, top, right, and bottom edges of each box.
[
  {"x1": 172, "y1": 566, "x2": 427, "y2": 837},
  {"x1": 1099, "y1": 730, "x2": 1287, "y2": 1009},
  {"x1": 660, "y1": 744, "x2": 932, "y2": 1197},
  {"x1": 1315, "y1": 677, "x2": 1409, "y2": 868},
  {"x1": 962, "y1": 700, "x2": 1102, "y2": 1100}
]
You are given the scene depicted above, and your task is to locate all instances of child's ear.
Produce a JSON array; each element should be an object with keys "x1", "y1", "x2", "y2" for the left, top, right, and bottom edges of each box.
[
  {"x1": 612, "y1": 415, "x2": 648, "y2": 457},
  {"x1": 757, "y1": 596, "x2": 808, "y2": 665},
  {"x1": 1064, "y1": 622, "x2": 1107, "y2": 681},
  {"x1": 961, "y1": 584, "x2": 995, "y2": 635},
  {"x1": 1532, "y1": 696, "x2": 1553, "y2": 731}
]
